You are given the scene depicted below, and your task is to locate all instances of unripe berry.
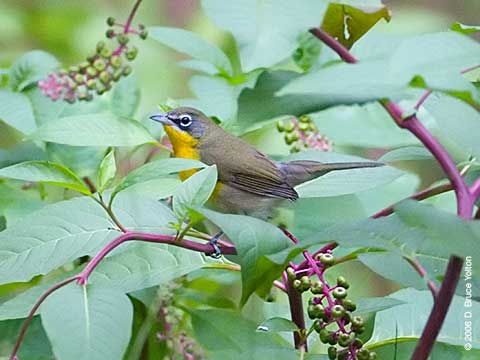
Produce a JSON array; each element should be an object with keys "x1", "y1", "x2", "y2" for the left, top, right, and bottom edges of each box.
[
  {"x1": 342, "y1": 299, "x2": 356, "y2": 312},
  {"x1": 69, "y1": 65, "x2": 80, "y2": 73},
  {"x1": 100, "y1": 47, "x2": 112, "y2": 59},
  {"x1": 276, "y1": 120, "x2": 285, "y2": 132},
  {"x1": 319, "y1": 253, "x2": 334, "y2": 265},
  {"x1": 332, "y1": 287, "x2": 347, "y2": 299},
  {"x1": 299, "y1": 122, "x2": 309, "y2": 132},
  {"x1": 125, "y1": 46, "x2": 138, "y2": 61},
  {"x1": 93, "y1": 59, "x2": 106, "y2": 71},
  {"x1": 86, "y1": 66, "x2": 97, "y2": 78},
  {"x1": 292, "y1": 279, "x2": 301, "y2": 290},
  {"x1": 96, "y1": 83, "x2": 106, "y2": 95},
  {"x1": 117, "y1": 34, "x2": 129, "y2": 45},
  {"x1": 99, "y1": 71, "x2": 111, "y2": 84},
  {"x1": 327, "y1": 346, "x2": 337, "y2": 360},
  {"x1": 106, "y1": 16, "x2": 115, "y2": 26},
  {"x1": 111, "y1": 55, "x2": 122, "y2": 68},
  {"x1": 284, "y1": 121, "x2": 295, "y2": 133},
  {"x1": 74, "y1": 73, "x2": 85, "y2": 84},
  {"x1": 122, "y1": 65, "x2": 132, "y2": 76},
  {"x1": 299, "y1": 115, "x2": 311, "y2": 123},
  {"x1": 357, "y1": 349, "x2": 370, "y2": 360},
  {"x1": 286, "y1": 267, "x2": 296, "y2": 281},
  {"x1": 86, "y1": 79, "x2": 96, "y2": 89},
  {"x1": 106, "y1": 29, "x2": 115, "y2": 38},
  {"x1": 331, "y1": 304, "x2": 345, "y2": 318},
  {"x1": 140, "y1": 30, "x2": 148, "y2": 40},
  {"x1": 351, "y1": 316, "x2": 364, "y2": 328},
  {"x1": 300, "y1": 275, "x2": 311, "y2": 291},
  {"x1": 336, "y1": 276, "x2": 350, "y2": 289},
  {"x1": 338, "y1": 333, "x2": 353, "y2": 347},
  {"x1": 310, "y1": 280, "x2": 324, "y2": 294}
]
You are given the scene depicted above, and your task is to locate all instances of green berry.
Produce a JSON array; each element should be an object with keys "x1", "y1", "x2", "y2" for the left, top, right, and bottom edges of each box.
[
  {"x1": 328, "y1": 346, "x2": 337, "y2": 360},
  {"x1": 319, "y1": 253, "x2": 335, "y2": 265},
  {"x1": 73, "y1": 73, "x2": 85, "y2": 84},
  {"x1": 300, "y1": 275, "x2": 311, "y2": 291},
  {"x1": 125, "y1": 46, "x2": 138, "y2": 61},
  {"x1": 332, "y1": 287, "x2": 347, "y2": 299},
  {"x1": 276, "y1": 120, "x2": 285, "y2": 132},
  {"x1": 138, "y1": 23, "x2": 145, "y2": 30},
  {"x1": 291, "y1": 144, "x2": 301, "y2": 153},
  {"x1": 106, "y1": 29, "x2": 115, "y2": 38},
  {"x1": 337, "y1": 352, "x2": 348, "y2": 360},
  {"x1": 353, "y1": 338, "x2": 363, "y2": 348},
  {"x1": 86, "y1": 66, "x2": 97, "y2": 77},
  {"x1": 86, "y1": 79, "x2": 96, "y2": 89},
  {"x1": 99, "y1": 71, "x2": 111, "y2": 84},
  {"x1": 79, "y1": 61, "x2": 90, "y2": 71},
  {"x1": 96, "y1": 41, "x2": 106, "y2": 53},
  {"x1": 117, "y1": 34, "x2": 129, "y2": 45},
  {"x1": 100, "y1": 47, "x2": 112, "y2": 59},
  {"x1": 357, "y1": 349, "x2": 370, "y2": 360},
  {"x1": 369, "y1": 352, "x2": 377, "y2": 360},
  {"x1": 338, "y1": 333, "x2": 353, "y2": 347},
  {"x1": 284, "y1": 121, "x2": 295, "y2": 133},
  {"x1": 122, "y1": 65, "x2": 132, "y2": 76},
  {"x1": 93, "y1": 59, "x2": 106, "y2": 71},
  {"x1": 310, "y1": 280, "x2": 324, "y2": 294},
  {"x1": 140, "y1": 30, "x2": 148, "y2": 40},
  {"x1": 78, "y1": 91, "x2": 92, "y2": 101},
  {"x1": 351, "y1": 316, "x2": 364, "y2": 328},
  {"x1": 292, "y1": 279, "x2": 301, "y2": 290},
  {"x1": 96, "y1": 83, "x2": 106, "y2": 95},
  {"x1": 298, "y1": 122, "x2": 309, "y2": 132},
  {"x1": 343, "y1": 299, "x2": 356, "y2": 312},
  {"x1": 319, "y1": 329, "x2": 329, "y2": 343},
  {"x1": 336, "y1": 276, "x2": 350, "y2": 289},
  {"x1": 299, "y1": 115, "x2": 311, "y2": 123},
  {"x1": 106, "y1": 16, "x2": 115, "y2": 26},
  {"x1": 331, "y1": 304, "x2": 345, "y2": 318},
  {"x1": 313, "y1": 319, "x2": 323, "y2": 333},
  {"x1": 111, "y1": 55, "x2": 122, "y2": 68}
]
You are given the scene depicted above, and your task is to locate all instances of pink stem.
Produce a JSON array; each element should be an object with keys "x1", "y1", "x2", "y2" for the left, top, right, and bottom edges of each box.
[
  {"x1": 470, "y1": 178, "x2": 480, "y2": 202},
  {"x1": 77, "y1": 231, "x2": 237, "y2": 285},
  {"x1": 404, "y1": 257, "x2": 438, "y2": 298},
  {"x1": 124, "y1": 0, "x2": 142, "y2": 32}
]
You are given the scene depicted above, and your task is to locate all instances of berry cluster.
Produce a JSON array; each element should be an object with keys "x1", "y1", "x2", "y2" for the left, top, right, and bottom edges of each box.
[
  {"x1": 38, "y1": 17, "x2": 147, "y2": 103},
  {"x1": 276, "y1": 115, "x2": 332, "y2": 153},
  {"x1": 287, "y1": 252, "x2": 377, "y2": 360}
]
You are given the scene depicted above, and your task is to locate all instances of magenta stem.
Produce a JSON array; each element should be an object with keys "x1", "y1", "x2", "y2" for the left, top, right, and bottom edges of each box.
[
  {"x1": 283, "y1": 271, "x2": 307, "y2": 350},
  {"x1": 470, "y1": 178, "x2": 480, "y2": 202},
  {"x1": 77, "y1": 231, "x2": 237, "y2": 285},
  {"x1": 124, "y1": 0, "x2": 142, "y2": 32},
  {"x1": 404, "y1": 257, "x2": 438, "y2": 298},
  {"x1": 273, "y1": 280, "x2": 287, "y2": 293},
  {"x1": 9, "y1": 276, "x2": 79, "y2": 360}
]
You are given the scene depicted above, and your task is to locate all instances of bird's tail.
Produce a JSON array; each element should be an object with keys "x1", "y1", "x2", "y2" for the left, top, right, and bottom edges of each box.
[{"x1": 280, "y1": 160, "x2": 383, "y2": 187}]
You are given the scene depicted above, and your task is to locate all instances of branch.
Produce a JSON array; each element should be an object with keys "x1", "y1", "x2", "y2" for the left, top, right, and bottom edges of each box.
[
  {"x1": 9, "y1": 230, "x2": 237, "y2": 358},
  {"x1": 309, "y1": 27, "x2": 474, "y2": 219},
  {"x1": 371, "y1": 182, "x2": 453, "y2": 219},
  {"x1": 282, "y1": 271, "x2": 307, "y2": 350},
  {"x1": 470, "y1": 178, "x2": 480, "y2": 202},
  {"x1": 411, "y1": 256, "x2": 463, "y2": 360},
  {"x1": 404, "y1": 257, "x2": 438, "y2": 298},
  {"x1": 124, "y1": 0, "x2": 143, "y2": 32}
]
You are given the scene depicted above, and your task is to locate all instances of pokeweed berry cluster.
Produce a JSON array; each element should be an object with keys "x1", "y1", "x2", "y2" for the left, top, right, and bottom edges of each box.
[
  {"x1": 38, "y1": 16, "x2": 147, "y2": 102},
  {"x1": 287, "y1": 251, "x2": 377, "y2": 360},
  {"x1": 276, "y1": 115, "x2": 332, "y2": 153}
]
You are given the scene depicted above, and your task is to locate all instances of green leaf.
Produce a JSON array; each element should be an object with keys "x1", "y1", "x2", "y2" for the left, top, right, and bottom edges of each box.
[
  {"x1": 284, "y1": 151, "x2": 400, "y2": 198},
  {"x1": 180, "y1": 75, "x2": 238, "y2": 122},
  {"x1": 451, "y1": 22, "x2": 480, "y2": 35},
  {"x1": 0, "y1": 317, "x2": 53, "y2": 359},
  {"x1": 257, "y1": 317, "x2": 299, "y2": 333},
  {"x1": 355, "y1": 296, "x2": 406, "y2": 315},
  {"x1": 424, "y1": 93, "x2": 480, "y2": 159},
  {"x1": 41, "y1": 284, "x2": 133, "y2": 360},
  {"x1": 111, "y1": 158, "x2": 205, "y2": 201},
  {"x1": 368, "y1": 288, "x2": 480, "y2": 348},
  {"x1": 173, "y1": 165, "x2": 218, "y2": 218},
  {"x1": 188, "y1": 308, "x2": 288, "y2": 354},
  {"x1": 110, "y1": 74, "x2": 140, "y2": 118},
  {"x1": 0, "y1": 193, "x2": 175, "y2": 285},
  {"x1": 372, "y1": 341, "x2": 478, "y2": 360},
  {"x1": 0, "y1": 90, "x2": 36, "y2": 135},
  {"x1": 379, "y1": 146, "x2": 432, "y2": 162},
  {"x1": 149, "y1": 26, "x2": 232, "y2": 76},
  {"x1": 198, "y1": 208, "x2": 291, "y2": 305},
  {"x1": 311, "y1": 102, "x2": 419, "y2": 148},
  {"x1": 202, "y1": 0, "x2": 329, "y2": 72},
  {"x1": 31, "y1": 112, "x2": 155, "y2": 146},
  {"x1": 97, "y1": 149, "x2": 116, "y2": 193},
  {"x1": 282, "y1": 32, "x2": 480, "y2": 101},
  {"x1": 0, "y1": 160, "x2": 92, "y2": 195},
  {"x1": 322, "y1": 1, "x2": 391, "y2": 49},
  {"x1": 8, "y1": 50, "x2": 60, "y2": 91}
]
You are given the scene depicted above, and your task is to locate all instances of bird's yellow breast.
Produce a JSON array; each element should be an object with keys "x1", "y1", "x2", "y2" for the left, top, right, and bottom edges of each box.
[{"x1": 164, "y1": 125, "x2": 200, "y2": 181}]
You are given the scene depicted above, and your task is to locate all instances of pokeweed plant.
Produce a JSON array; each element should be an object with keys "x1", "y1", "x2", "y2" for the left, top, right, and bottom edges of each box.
[{"x1": 0, "y1": 1, "x2": 479, "y2": 360}]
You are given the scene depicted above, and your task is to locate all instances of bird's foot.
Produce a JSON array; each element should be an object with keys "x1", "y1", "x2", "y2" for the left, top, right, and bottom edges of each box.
[{"x1": 207, "y1": 232, "x2": 224, "y2": 259}]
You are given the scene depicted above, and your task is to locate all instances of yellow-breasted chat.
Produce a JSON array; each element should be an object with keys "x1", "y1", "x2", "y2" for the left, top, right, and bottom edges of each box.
[{"x1": 150, "y1": 107, "x2": 381, "y2": 219}]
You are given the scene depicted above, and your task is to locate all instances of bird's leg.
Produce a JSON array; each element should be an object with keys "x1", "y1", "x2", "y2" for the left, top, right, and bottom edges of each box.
[{"x1": 207, "y1": 231, "x2": 224, "y2": 259}]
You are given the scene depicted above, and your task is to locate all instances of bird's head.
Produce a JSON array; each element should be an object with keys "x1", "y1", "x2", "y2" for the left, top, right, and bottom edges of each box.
[{"x1": 150, "y1": 107, "x2": 213, "y2": 144}]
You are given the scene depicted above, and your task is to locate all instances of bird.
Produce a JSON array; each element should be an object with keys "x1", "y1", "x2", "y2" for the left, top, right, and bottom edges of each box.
[{"x1": 150, "y1": 107, "x2": 381, "y2": 255}]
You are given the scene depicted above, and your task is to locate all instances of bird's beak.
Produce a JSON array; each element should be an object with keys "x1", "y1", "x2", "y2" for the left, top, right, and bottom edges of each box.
[{"x1": 149, "y1": 113, "x2": 174, "y2": 126}]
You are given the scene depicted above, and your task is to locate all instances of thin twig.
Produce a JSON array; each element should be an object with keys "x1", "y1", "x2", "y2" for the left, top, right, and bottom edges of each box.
[
  {"x1": 9, "y1": 276, "x2": 79, "y2": 360},
  {"x1": 371, "y1": 182, "x2": 453, "y2": 218},
  {"x1": 411, "y1": 256, "x2": 463, "y2": 360},
  {"x1": 404, "y1": 257, "x2": 438, "y2": 298}
]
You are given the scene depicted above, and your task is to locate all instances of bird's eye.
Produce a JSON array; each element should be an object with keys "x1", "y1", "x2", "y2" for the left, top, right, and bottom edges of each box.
[{"x1": 179, "y1": 115, "x2": 192, "y2": 128}]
